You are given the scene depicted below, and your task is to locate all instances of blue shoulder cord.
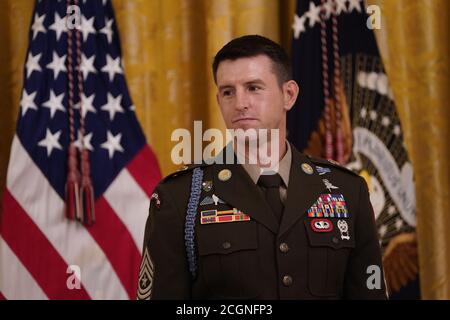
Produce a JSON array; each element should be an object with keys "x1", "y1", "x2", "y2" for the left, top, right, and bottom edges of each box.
[{"x1": 184, "y1": 167, "x2": 203, "y2": 278}]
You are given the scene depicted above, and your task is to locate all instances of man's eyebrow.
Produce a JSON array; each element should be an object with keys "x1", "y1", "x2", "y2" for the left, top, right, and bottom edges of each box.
[
  {"x1": 218, "y1": 79, "x2": 266, "y2": 91},
  {"x1": 245, "y1": 79, "x2": 265, "y2": 85},
  {"x1": 218, "y1": 84, "x2": 234, "y2": 91}
]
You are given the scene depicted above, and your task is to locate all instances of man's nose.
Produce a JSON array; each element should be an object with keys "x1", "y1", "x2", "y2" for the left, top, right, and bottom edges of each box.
[{"x1": 235, "y1": 89, "x2": 249, "y2": 111}]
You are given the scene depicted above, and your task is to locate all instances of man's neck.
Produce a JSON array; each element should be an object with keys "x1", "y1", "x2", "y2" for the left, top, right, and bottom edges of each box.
[{"x1": 234, "y1": 136, "x2": 287, "y2": 168}]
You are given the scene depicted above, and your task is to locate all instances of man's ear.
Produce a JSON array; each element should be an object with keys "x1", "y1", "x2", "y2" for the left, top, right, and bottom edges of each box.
[{"x1": 283, "y1": 80, "x2": 299, "y2": 111}]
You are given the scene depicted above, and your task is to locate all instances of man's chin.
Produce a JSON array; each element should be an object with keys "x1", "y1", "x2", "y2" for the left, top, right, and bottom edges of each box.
[
  {"x1": 231, "y1": 118, "x2": 261, "y2": 130},
  {"x1": 231, "y1": 124, "x2": 261, "y2": 132}
]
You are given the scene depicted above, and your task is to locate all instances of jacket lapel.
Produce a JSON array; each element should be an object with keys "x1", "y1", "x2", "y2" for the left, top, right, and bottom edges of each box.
[
  {"x1": 279, "y1": 145, "x2": 327, "y2": 238},
  {"x1": 209, "y1": 144, "x2": 327, "y2": 236}
]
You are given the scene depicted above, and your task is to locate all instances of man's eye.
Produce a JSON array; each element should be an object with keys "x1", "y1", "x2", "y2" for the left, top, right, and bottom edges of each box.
[
  {"x1": 222, "y1": 90, "x2": 232, "y2": 96},
  {"x1": 249, "y1": 86, "x2": 261, "y2": 92}
]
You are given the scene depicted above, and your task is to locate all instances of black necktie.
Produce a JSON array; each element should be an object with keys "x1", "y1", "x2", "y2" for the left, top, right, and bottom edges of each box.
[{"x1": 257, "y1": 173, "x2": 284, "y2": 223}]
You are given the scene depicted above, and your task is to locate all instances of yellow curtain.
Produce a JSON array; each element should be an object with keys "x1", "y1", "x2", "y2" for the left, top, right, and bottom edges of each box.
[
  {"x1": 113, "y1": 0, "x2": 295, "y2": 174},
  {"x1": 0, "y1": 0, "x2": 448, "y2": 299},
  {"x1": 0, "y1": 0, "x2": 294, "y2": 202},
  {"x1": 368, "y1": 0, "x2": 450, "y2": 299},
  {"x1": 0, "y1": 0, "x2": 32, "y2": 212}
]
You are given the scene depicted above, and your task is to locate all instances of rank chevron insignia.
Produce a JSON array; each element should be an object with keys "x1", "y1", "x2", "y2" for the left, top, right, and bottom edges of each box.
[{"x1": 137, "y1": 247, "x2": 154, "y2": 300}]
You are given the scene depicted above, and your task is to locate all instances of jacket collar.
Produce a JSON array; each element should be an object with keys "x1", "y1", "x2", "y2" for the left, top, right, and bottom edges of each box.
[{"x1": 210, "y1": 143, "x2": 327, "y2": 236}]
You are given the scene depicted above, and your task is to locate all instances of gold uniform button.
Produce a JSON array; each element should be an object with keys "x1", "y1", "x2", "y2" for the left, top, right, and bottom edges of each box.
[
  {"x1": 279, "y1": 243, "x2": 289, "y2": 253},
  {"x1": 282, "y1": 275, "x2": 293, "y2": 287},
  {"x1": 222, "y1": 241, "x2": 231, "y2": 250},
  {"x1": 218, "y1": 169, "x2": 232, "y2": 181}
]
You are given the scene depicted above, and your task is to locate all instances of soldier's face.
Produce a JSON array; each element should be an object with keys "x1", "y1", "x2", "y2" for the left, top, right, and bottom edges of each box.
[{"x1": 215, "y1": 55, "x2": 298, "y2": 134}]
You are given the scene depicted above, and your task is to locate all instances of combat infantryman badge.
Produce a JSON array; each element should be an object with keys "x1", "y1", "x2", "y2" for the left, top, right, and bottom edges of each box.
[{"x1": 316, "y1": 166, "x2": 331, "y2": 175}]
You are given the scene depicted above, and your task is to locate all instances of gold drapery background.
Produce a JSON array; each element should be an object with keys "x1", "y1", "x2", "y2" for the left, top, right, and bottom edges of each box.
[
  {"x1": 368, "y1": 0, "x2": 450, "y2": 299},
  {"x1": 0, "y1": 0, "x2": 448, "y2": 299}
]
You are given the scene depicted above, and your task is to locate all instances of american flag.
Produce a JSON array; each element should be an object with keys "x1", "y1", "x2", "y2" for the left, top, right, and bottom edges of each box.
[{"x1": 0, "y1": 0, "x2": 161, "y2": 299}]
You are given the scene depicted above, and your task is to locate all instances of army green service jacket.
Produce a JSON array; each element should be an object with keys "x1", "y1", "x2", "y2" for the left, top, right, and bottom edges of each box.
[{"x1": 137, "y1": 144, "x2": 387, "y2": 300}]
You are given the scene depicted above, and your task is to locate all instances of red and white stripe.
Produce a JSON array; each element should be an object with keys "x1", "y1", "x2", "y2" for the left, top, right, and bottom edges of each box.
[{"x1": 0, "y1": 135, "x2": 161, "y2": 299}]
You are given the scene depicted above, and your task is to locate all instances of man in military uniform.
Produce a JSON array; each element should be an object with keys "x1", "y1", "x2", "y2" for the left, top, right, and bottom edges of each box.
[{"x1": 137, "y1": 35, "x2": 386, "y2": 299}]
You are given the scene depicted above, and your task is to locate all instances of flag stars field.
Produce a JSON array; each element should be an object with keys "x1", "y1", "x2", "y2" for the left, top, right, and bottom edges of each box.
[
  {"x1": 101, "y1": 55, "x2": 123, "y2": 82},
  {"x1": 336, "y1": 0, "x2": 349, "y2": 15},
  {"x1": 20, "y1": 90, "x2": 38, "y2": 116},
  {"x1": 80, "y1": 54, "x2": 97, "y2": 80},
  {"x1": 305, "y1": 1, "x2": 321, "y2": 28},
  {"x1": 292, "y1": 15, "x2": 306, "y2": 39},
  {"x1": 49, "y1": 12, "x2": 66, "y2": 41},
  {"x1": 101, "y1": 131, "x2": 124, "y2": 159},
  {"x1": 75, "y1": 93, "x2": 97, "y2": 118},
  {"x1": 38, "y1": 129, "x2": 63, "y2": 156},
  {"x1": 348, "y1": 0, "x2": 362, "y2": 12},
  {"x1": 46, "y1": 52, "x2": 66, "y2": 79},
  {"x1": 74, "y1": 131, "x2": 94, "y2": 152},
  {"x1": 81, "y1": 15, "x2": 96, "y2": 41},
  {"x1": 26, "y1": 52, "x2": 42, "y2": 77},
  {"x1": 322, "y1": 0, "x2": 335, "y2": 20},
  {"x1": 100, "y1": 18, "x2": 114, "y2": 44},
  {"x1": 42, "y1": 90, "x2": 65, "y2": 119},
  {"x1": 292, "y1": 0, "x2": 364, "y2": 39},
  {"x1": 31, "y1": 13, "x2": 46, "y2": 40},
  {"x1": 101, "y1": 93, "x2": 124, "y2": 120}
]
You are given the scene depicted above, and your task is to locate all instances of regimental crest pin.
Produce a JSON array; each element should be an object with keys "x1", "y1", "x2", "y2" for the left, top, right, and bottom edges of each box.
[
  {"x1": 202, "y1": 180, "x2": 213, "y2": 192},
  {"x1": 337, "y1": 220, "x2": 350, "y2": 240},
  {"x1": 301, "y1": 163, "x2": 314, "y2": 175}
]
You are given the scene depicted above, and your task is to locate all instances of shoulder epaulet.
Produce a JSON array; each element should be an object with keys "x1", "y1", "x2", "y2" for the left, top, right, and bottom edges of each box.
[
  {"x1": 306, "y1": 155, "x2": 360, "y2": 177},
  {"x1": 161, "y1": 163, "x2": 210, "y2": 183}
]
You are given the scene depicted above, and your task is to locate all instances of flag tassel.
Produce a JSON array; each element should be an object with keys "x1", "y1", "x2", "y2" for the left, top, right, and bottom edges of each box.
[
  {"x1": 65, "y1": 144, "x2": 81, "y2": 220},
  {"x1": 80, "y1": 149, "x2": 95, "y2": 225}
]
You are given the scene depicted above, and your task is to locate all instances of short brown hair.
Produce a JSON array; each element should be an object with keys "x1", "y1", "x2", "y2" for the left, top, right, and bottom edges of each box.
[{"x1": 212, "y1": 35, "x2": 292, "y2": 85}]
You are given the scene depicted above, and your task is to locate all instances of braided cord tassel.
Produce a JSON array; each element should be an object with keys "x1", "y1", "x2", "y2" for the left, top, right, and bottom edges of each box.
[
  {"x1": 65, "y1": 0, "x2": 82, "y2": 221},
  {"x1": 320, "y1": 0, "x2": 333, "y2": 160},
  {"x1": 331, "y1": 0, "x2": 344, "y2": 164},
  {"x1": 184, "y1": 167, "x2": 204, "y2": 278},
  {"x1": 75, "y1": 0, "x2": 95, "y2": 225}
]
